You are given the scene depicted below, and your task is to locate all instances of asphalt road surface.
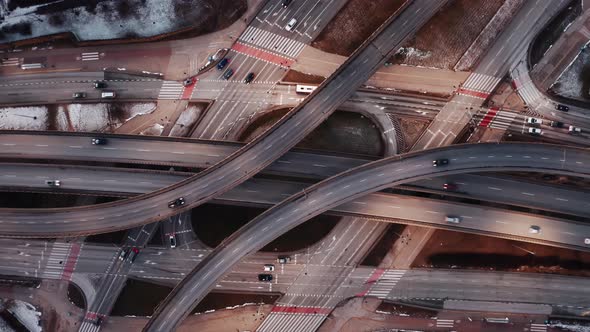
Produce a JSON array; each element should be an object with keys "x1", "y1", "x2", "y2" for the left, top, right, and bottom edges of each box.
[{"x1": 143, "y1": 142, "x2": 590, "y2": 331}]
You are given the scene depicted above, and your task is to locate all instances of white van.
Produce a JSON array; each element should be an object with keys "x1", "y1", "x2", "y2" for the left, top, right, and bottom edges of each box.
[
  {"x1": 445, "y1": 216, "x2": 460, "y2": 224},
  {"x1": 285, "y1": 18, "x2": 297, "y2": 32},
  {"x1": 101, "y1": 91, "x2": 116, "y2": 99}
]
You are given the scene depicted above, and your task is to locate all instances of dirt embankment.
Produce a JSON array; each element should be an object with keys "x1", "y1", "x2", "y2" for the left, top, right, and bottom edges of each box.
[
  {"x1": 413, "y1": 230, "x2": 590, "y2": 277},
  {"x1": 394, "y1": 0, "x2": 505, "y2": 70},
  {"x1": 311, "y1": 0, "x2": 406, "y2": 56}
]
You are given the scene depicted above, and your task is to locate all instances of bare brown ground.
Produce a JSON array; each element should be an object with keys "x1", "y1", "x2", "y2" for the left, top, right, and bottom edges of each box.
[
  {"x1": 104, "y1": 304, "x2": 272, "y2": 332},
  {"x1": 398, "y1": 0, "x2": 505, "y2": 69},
  {"x1": 399, "y1": 117, "x2": 430, "y2": 150},
  {"x1": 412, "y1": 230, "x2": 590, "y2": 277},
  {"x1": 282, "y1": 70, "x2": 325, "y2": 84},
  {"x1": 311, "y1": 0, "x2": 406, "y2": 56}
]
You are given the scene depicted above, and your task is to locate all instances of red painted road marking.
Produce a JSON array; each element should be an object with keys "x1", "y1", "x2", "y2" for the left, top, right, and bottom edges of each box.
[
  {"x1": 458, "y1": 88, "x2": 490, "y2": 100},
  {"x1": 232, "y1": 42, "x2": 294, "y2": 67},
  {"x1": 271, "y1": 306, "x2": 331, "y2": 315},
  {"x1": 355, "y1": 268, "x2": 386, "y2": 296},
  {"x1": 511, "y1": 79, "x2": 518, "y2": 90},
  {"x1": 181, "y1": 79, "x2": 196, "y2": 100},
  {"x1": 478, "y1": 107, "x2": 500, "y2": 127},
  {"x1": 62, "y1": 243, "x2": 81, "y2": 281}
]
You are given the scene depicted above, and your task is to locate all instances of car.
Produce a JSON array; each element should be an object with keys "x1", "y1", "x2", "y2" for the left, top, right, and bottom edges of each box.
[
  {"x1": 94, "y1": 316, "x2": 103, "y2": 326},
  {"x1": 442, "y1": 183, "x2": 457, "y2": 190},
  {"x1": 183, "y1": 78, "x2": 195, "y2": 86},
  {"x1": 568, "y1": 126, "x2": 582, "y2": 134},
  {"x1": 45, "y1": 180, "x2": 61, "y2": 187},
  {"x1": 217, "y1": 58, "x2": 229, "y2": 70},
  {"x1": 529, "y1": 225, "x2": 541, "y2": 234},
  {"x1": 556, "y1": 104, "x2": 569, "y2": 112},
  {"x1": 73, "y1": 92, "x2": 86, "y2": 99},
  {"x1": 258, "y1": 274, "x2": 273, "y2": 282},
  {"x1": 264, "y1": 264, "x2": 275, "y2": 272},
  {"x1": 527, "y1": 127, "x2": 542, "y2": 135},
  {"x1": 585, "y1": 238, "x2": 590, "y2": 245},
  {"x1": 94, "y1": 81, "x2": 107, "y2": 89},
  {"x1": 130, "y1": 247, "x2": 140, "y2": 262},
  {"x1": 91, "y1": 138, "x2": 107, "y2": 145},
  {"x1": 244, "y1": 72, "x2": 255, "y2": 84},
  {"x1": 432, "y1": 159, "x2": 449, "y2": 167},
  {"x1": 282, "y1": 0, "x2": 292, "y2": 7},
  {"x1": 118, "y1": 249, "x2": 128, "y2": 261},
  {"x1": 550, "y1": 121, "x2": 564, "y2": 128},
  {"x1": 101, "y1": 91, "x2": 116, "y2": 99},
  {"x1": 285, "y1": 18, "x2": 297, "y2": 31},
  {"x1": 168, "y1": 197, "x2": 185, "y2": 209},
  {"x1": 169, "y1": 234, "x2": 176, "y2": 248},
  {"x1": 526, "y1": 117, "x2": 542, "y2": 125},
  {"x1": 277, "y1": 256, "x2": 291, "y2": 264},
  {"x1": 445, "y1": 216, "x2": 461, "y2": 224},
  {"x1": 223, "y1": 68, "x2": 234, "y2": 80}
]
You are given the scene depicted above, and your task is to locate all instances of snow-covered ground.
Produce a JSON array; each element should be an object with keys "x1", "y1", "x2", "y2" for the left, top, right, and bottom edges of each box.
[
  {"x1": 550, "y1": 48, "x2": 590, "y2": 101},
  {"x1": 169, "y1": 104, "x2": 203, "y2": 137},
  {"x1": 8, "y1": 300, "x2": 42, "y2": 332},
  {"x1": 0, "y1": 106, "x2": 48, "y2": 130},
  {"x1": 0, "y1": 102, "x2": 156, "y2": 132},
  {"x1": 0, "y1": 0, "x2": 219, "y2": 43},
  {"x1": 140, "y1": 123, "x2": 164, "y2": 136},
  {"x1": 552, "y1": 322, "x2": 590, "y2": 332}
]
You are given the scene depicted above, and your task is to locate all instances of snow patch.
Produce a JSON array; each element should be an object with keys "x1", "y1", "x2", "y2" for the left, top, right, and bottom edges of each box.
[
  {"x1": 169, "y1": 105, "x2": 203, "y2": 137},
  {"x1": 0, "y1": 106, "x2": 48, "y2": 130},
  {"x1": 396, "y1": 47, "x2": 431, "y2": 60},
  {"x1": 9, "y1": 300, "x2": 42, "y2": 332},
  {"x1": 140, "y1": 123, "x2": 164, "y2": 136},
  {"x1": 552, "y1": 322, "x2": 590, "y2": 332}
]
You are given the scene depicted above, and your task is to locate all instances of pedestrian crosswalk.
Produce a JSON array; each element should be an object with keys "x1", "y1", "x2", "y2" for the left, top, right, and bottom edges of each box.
[
  {"x1": 239, "y1": 26, "x2": 306, "y2": 58},
  {"x1": 0, "y1": 57, "x2": 19, "y2": 66},
  {"x1": 474, "y1": 108, "x2": 518, "y2": 130},
  {"x1": 366, "y1": 269, "x2": 406, "y2": 298},
  {"x1": 513, "y1": 78, "x2": 543, "y2": 106},
  {"x1": 81, "y1": 52, "x2": 100, "y2": 61},
  {"x1": 78, "y1": 320, "x2": 100, "y2": 332},
  {"x1": 42, "y1": 242, "x2": 70, "y2": 279},
  {"x1": 462, "y1": 73, "x2": 502, "y2": 94},
  {"x1": 530, "y1": 323, "x2": 547, "y2": 332},
  {"x1": 157, "y1": 81, "x2": 185, "y2": 100},
  {"x1": 436, "y1": 318, "x2": 454, "y2": 328},
  {"x1": 257, "y1": 312, "x2": 327, "y2": 332}
]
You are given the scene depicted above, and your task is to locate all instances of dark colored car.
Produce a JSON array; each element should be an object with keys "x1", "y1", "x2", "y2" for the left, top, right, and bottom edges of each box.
[
  {"x1": 168, "y1": 197, "x2": 185, "y2": 208},
  {"x1": 95, "y1": 316, "x2": 103, "y2": 326},
  {"x1": 217, "y1": 58, "x2": 229, "y2": 70},
  {"x1": 432, "y1": 159, "x2": 449, "y2": 167},
  {"x1": 223, "y1": 68, "x2": 234, "y2": 80},
  {"x1": 550, "y1": 121, "x2": 564, "y2": 128},
  {"x1": 258, "y1": 274, "x2": 273, "y2": 282},
  {"x1": 282, "y1": 0, "x2": 292, "y2": 7},
  {"x1": 556, "y1": 104, "x2": 569, "y2": 112},
  {"x1": 91, "y1": 138, "x2": 107, "y2": 145},
  {"x1": 244, "y1": 72, "x2": 255, "y2": 84},
  {"x1": 94, "y1": 81, "x2": 107, "y2": 89},
  {"x1": 442, "y1": 183, "x2": 457, "y2": 190},
  {"x1": 130, "y1": 247, "x2": 140, "y2": 262},
  {"x1": 183, "y1": 78, "x2": 195, "y2": 86},
  {"x1": 73, "y1": 92, "x2": 86, "y2": 99}
]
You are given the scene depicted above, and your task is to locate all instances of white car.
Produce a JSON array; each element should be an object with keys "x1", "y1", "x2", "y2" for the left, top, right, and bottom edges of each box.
[
  {"x1": 45, "y1": 180, "x2": 61, "y2": 187},
  {"x1": 585, "y1": 238, "x2": 590, "y2": 245},
  {"x1": 169, "y1": 234, "x2": 176, "y2": 248},
  {"x1": 285, "y1": 18, "x2": 297, "y2": 32},
  {"x1": 527, "y1": 127, "x2": 542, "y2": 135},
  {"x1": 264, "y1": 264, "x2": 275, "y2": 272},
  {"x1": 529, "y1": 225, "x2": 541, "y2": 234},
  {"x1": 526, "y1": 117, "x2": 542, "y2": 125},
  {"x1": 445, "y1": 216, "x2": 461, "y2": 224},
  {"x1": 569, "y1": 126, "x2": 582, "y2": 134}
]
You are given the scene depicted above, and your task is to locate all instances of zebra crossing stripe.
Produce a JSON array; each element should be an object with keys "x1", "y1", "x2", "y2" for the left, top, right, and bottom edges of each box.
[
  {"x1": 530, "y1": 323, "x2": 547, "y2": 332},
  {"x1": 436, "y1": 319, "x2": 454, "y2": 327},
  {"x1": 81, "y1": 52, "x2": 100, "y2": 61},
  {"x1": 257, "y1": 310, "x2": 329, "y2": 332},
  {"x1": 158, "y1": 81, "x2": 185, "y2": 100},
  {"x1": 232, "y1": 42, "x2": 294, "y2": 67},
  {"x1": 1, "y1": 58, "x2": 19, "y2": 66},
  {"x1": 477, "y1": 107, "x2": 500, "y2": 127},
  {"x1": 42, "y1": 242, "x2": 70, "y2": 279},
  {"x1": 239, "y1": 26, "x2": 306, "y2": 58}
]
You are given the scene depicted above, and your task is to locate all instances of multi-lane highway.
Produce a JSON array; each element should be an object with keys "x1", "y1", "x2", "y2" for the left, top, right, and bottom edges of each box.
[{"x1": 144, "y1": 142, "x2": 590, "y2": 331}]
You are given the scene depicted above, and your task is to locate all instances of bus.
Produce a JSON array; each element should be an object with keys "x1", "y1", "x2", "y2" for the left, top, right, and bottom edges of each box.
[
  {"x1": 295, "y1": 84, "x2": 318, "y2": 94},
  {"x1": 484, "y1": 317, "x2": 509, "y2": 324}
]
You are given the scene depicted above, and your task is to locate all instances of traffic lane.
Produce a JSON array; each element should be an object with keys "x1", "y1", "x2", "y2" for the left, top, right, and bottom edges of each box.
[
  {"x1": 143, "y1": 142, "x2": 590, "y2": 331},
  {"x1": 391, "y1": 269, "x2": 590, "y2": 307},
  {"x1": 477, "y1": 0, "x2": 567, "y2": 75}
]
